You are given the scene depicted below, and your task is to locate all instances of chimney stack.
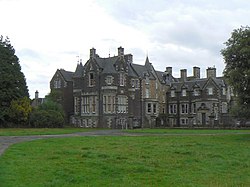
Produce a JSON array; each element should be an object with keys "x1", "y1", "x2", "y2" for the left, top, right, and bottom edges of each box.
[
  {"x1": 180, "y1": 69, "x2": 187, "y2": 82},
  {"x1": 35, "y1": 90, "x2": 39, "y2": 100},
  {"x1": 206, "y1": 67, "x2": 216, "y2": 78},
  {"x1": 118, "y1": 46, "x2": 124, "y2": 57},
  {"x1": 127, "y1": 54, "x2": 133, "y2": 64},
  {"x1": 193, "y1": 66, "x2": 200, "y2": 79},
  {"x1": 90, "y1": 48, "x2": 96, "y2": 58},
  {"x1": 166, "y1": 67, "x2": 172, "y2": 75}
]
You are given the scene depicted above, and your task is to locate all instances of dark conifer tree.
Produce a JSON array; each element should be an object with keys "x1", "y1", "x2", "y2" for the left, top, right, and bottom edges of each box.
[{"x1": 0, "y1": 36, "x2": 29, "y2": 126}]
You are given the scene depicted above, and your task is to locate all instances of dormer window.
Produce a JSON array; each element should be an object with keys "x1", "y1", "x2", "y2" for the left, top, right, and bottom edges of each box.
[
  {"x1": 171, "y1": 90, "x2": 175, "y2": 97},
  {"x1": 89, "y1": 73, "x2": 95, "y2": 87},
  {"x1": 182, "y1": 89, "x2": 187, "y2": 97},
  {"x1": 208, "y1": 87, "x2": 213, "y2": 95}
]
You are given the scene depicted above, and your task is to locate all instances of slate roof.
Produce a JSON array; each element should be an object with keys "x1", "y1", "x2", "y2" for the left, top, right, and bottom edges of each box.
[
  {"x1": 73, "y1": 63, "x2": 84, "y2": 78},
  {"x1": 170, "y1": 77, "x2": 226, "y2": 91},
  {"x1": 131, "y1": 64, "x2": 156, "y2": 79},
  {"x1": 93, "y1": 55, "x2": 139, "y2": 77},
  {"x1": 59, "y1": 69, "x2": 74, "y2": 82}
]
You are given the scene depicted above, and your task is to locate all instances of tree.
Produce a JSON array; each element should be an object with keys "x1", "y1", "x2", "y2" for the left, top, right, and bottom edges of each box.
[
  {"x1": 221, "y1": 26, "x2": 250, "y2": 119},
  {"x1": 0, "y1": 36, "x2": 29, "y2": 126},
  {"x1": 8, "y1": 97, "x2": 32, "y2": 127}
]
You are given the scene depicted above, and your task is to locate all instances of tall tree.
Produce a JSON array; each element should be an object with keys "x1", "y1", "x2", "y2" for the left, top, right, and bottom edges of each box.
[
  {"x1": 221, "y1": 26, "x2": 250, "y2": 119},
  {"x1": 0, "y1": 36, "x2": 29, "y2": 126}
]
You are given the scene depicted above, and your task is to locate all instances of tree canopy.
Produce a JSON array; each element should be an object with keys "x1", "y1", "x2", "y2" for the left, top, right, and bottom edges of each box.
[
  {"x1": 0, "y1": 36, "x2": 29, "y2": 126},
  {"x1": 221, "y1": 26, "x2": 250, "y2": 118}
]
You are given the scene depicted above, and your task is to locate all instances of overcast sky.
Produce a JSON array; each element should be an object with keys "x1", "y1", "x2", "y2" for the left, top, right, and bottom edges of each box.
[{"x1": 1, "y1": 0, "x2": 249, "y2": 98}]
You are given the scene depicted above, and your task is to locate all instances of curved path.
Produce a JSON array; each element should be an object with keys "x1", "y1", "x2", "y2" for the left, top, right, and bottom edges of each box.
[
  {"x1": 1, "y1": 130, "x2": 250, "y2": 156},
  {"x1": 0, "y1": 130, "x2": 124, "y2": 156}
]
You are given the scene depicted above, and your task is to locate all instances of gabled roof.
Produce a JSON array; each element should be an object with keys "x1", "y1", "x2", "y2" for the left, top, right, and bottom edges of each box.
[
  {"x1": 131, "y1": 64, "x2": 156, "y2": 79},
  {"x1": 59, "y1": 69, "x2": 73, "y2": 82},
  {"x1": 94, "y1": 55, "x2": 139, "y2": 77},
  {"x1": 170, "y1": 77, "x2": 226, "y2": 92}
]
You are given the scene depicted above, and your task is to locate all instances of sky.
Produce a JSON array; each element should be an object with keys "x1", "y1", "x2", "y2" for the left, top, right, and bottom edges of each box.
[{"x1": 1, "y1": 0, "x2": 249, "y2": 98}]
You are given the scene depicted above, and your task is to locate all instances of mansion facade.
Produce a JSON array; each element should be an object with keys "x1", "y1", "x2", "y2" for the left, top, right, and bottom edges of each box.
[{"x1": 50, "y1": 47, "x2": 234, "y2": 128}]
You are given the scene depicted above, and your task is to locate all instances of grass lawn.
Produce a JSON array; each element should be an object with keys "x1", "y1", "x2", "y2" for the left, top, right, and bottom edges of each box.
[
  {"x1": 0, "y1": 128, "x2": 99, "y2": 136},
  {"x1": 125, "y1": 128, "x2": 250, "y2": 134},
  {"x1": 0, "y1": 134, "x2": 249, "y2": 186}
]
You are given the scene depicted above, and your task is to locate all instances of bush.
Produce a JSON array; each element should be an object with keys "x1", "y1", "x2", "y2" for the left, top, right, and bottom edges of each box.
[{"x1": 30, "y1": 109, "x2": 64, "y2": 128}]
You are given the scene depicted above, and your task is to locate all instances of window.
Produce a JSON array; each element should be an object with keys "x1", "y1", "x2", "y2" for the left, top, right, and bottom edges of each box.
[
  {"x1": 103, "y1": 95, "x2": 115, "y2": 113},
  {"x1": 92, "y1": 96, "x2": 96, "y2": 113},
  {"x1": 181, "y1": 103, "x2": 188, "y2": 114},
  {"x1": 135, "y1": 79, "x2": 140, "y2": 88},
  {"x1": 103, "y1": 96, "x2": 107, "y2": 113},
  {"x1": 89, "y1": 73, "x2": 95, "y2": 86},
  {"x1": 54, "y1": 79, "x2": 61, "y2": 88},
  {"x1": 82, "y1": 96, "x2": 89, "y2": 114},
  {"x1": 117, "y1": 95, "x2": 127, "y2": 113},
  {"x1": 180, "y1": 118, "x2": 188, "y2": 125},
  {"x1": 208, "y1": 87, "x2": 213, "y2": 95},
  {"x1": 171, "y1": 90, "x2": 175, "y2": 97},
  {"x1": 119, "y1": 73, "x2": 125, "y2": 86},
  {"x1": 147, "y1": 103, "x2": 151, "y2": 113},
  {"x1": 74, "y1": 97, "x2": 80, "y2": 114},
  {"x1": 192, "y1": 103, "x2": 196, "y2": 114},
  {"x1": 214, "y1": 106, "x2": 219, "y2": 120},
  {"x1": 182, "y1": 89, "x2": 187, "y2": 97},
  {"x1": 108, "y1": 96, "x2": 111, "y2": 112},
  {"x1": 112, "y1": 96, "x2": 116, "y2": 113},
  {"x1": 153, "y1": 104, "x2": 157, "y2": 114},
  {"x1": 145, "y1": 76, "x2": 149, "y2": 85},
  {"x1": 146, "y1": 88, "x2": 149, "y2": 98},
  {"x1": 222, "y1": 102, "x2": 228, "y2": 113},
  {"x1": 169, "y1": 104, "x2": 177, "y2": 114}
]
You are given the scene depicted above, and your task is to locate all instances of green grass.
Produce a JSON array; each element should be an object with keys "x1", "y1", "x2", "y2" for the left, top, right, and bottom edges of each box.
[
  {"x1": 125, "y1": 128, "x2": 250, "y2": 134},
  {"x1": 0, "y1": 128, "x2": 99, "y2": 136},
  {"x1": 0, "y1": 134, "x2": 250, "y2": 186}
]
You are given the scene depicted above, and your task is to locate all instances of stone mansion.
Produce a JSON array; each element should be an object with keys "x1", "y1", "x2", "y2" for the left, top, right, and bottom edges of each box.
[{"x1": 50, "y1": 47, "x2": 234, "y2": 128}]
